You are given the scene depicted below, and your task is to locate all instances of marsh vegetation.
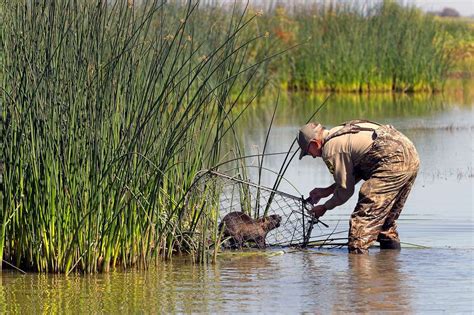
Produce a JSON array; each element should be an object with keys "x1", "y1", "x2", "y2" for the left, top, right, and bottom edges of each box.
[{"x1": 1, "y1": 0, "x2": 472, "y2": 273}]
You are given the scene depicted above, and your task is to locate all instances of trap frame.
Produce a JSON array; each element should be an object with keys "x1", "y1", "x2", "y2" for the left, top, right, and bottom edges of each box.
[{"x1": 190, "y1": 169, "x2": 330, "y2": 247}]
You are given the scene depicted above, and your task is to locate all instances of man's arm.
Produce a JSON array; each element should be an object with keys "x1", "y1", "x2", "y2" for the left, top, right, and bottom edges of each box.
[
  {"x1": 322, "y1": 153, "x2": 356, "y2": 210},
  {"x1": 309, "y1": 183, "x2": 336, "y2": 204}
]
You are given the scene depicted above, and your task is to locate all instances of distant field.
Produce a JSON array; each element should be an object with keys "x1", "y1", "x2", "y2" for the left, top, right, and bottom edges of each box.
[
  {"x1": 252, "y1": 2, "x2": 474, "y2": 92},
  {"x1": 438, "y1": 17, "x2": 474, "y2": 79}
]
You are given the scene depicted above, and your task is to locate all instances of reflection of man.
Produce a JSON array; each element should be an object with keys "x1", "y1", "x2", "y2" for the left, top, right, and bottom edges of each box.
[
  {"x1": 297, "y1": 120, "x2": 419, "y2": 253},
  {"x1": 334, "y1": 252, "x2": 412, "y2": 313}
]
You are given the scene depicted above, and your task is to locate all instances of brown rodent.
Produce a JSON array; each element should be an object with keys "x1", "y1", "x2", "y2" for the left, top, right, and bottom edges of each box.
[{"x1": 218, "y1": 211, "x2": 282, "y2": 249}]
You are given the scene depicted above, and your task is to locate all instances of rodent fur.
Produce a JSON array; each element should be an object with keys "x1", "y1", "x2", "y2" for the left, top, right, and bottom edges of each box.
[{"x1": 219, "y1": 211, "x2": 281, "y2": 249}]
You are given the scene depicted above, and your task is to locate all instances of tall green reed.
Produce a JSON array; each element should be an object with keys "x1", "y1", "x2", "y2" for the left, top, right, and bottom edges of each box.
[
  {"x1": 1, "y1": 0, "x2": 270, "y2": 273},
  {"x1": 255, "y1": 1, "x2": 453, "y2": 92}
]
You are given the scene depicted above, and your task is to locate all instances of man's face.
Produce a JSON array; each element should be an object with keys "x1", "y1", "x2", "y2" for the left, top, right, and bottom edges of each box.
[{"x1": 307, "y1": 140, "x2": 323, "y2": 158}]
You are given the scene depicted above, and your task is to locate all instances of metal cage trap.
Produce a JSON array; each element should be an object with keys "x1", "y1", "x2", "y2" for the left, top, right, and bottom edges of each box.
[{"x1": 190, "y1": 170, "x2": 330, "y2": 248}]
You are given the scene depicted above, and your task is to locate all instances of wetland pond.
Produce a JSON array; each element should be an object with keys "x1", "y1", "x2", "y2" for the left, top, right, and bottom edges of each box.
[{"x1": 2, "y1": 93, "x2": 473, "y2": 313}]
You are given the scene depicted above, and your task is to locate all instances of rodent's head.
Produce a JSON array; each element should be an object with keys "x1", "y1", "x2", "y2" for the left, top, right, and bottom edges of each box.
[{"x1": 263, "y1": 214, "x2": 281, "y2": 231}]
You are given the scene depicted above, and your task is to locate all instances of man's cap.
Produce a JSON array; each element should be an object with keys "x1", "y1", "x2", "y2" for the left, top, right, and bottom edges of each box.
[{"x1": 297, "y1": 122, "x2": 323, "y2": 160}]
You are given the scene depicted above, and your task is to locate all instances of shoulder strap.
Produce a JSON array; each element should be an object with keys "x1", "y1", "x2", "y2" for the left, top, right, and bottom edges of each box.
[
  {"x1": 324, "y1": 120, "x2": 380, "y2": 144},
  {"x1": 343, "y1": 119, "x2": 381, "y2": 126}
]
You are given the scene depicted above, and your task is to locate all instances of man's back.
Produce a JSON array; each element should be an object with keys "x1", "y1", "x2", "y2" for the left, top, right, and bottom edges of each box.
[{"x1": 322, "y1": 122, "x2": 380, "y2": 164}]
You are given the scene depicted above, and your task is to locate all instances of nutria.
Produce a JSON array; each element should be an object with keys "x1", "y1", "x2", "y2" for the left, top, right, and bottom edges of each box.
[{"x1": 218, "y1": 211, "x2": 282, "y2": 249}]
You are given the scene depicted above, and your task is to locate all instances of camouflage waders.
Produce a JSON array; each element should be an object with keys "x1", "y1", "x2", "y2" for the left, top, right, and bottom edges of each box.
[{"x1": 349, "y1": 124, "x2": 419, "y2": 253}]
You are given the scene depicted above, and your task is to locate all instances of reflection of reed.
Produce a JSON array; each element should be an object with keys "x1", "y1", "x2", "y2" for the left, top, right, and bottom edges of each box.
[
  {"x1": 1, "y1": 260, "x2": 223, "y2": 313},
  {"x1": 0, "y1": 276, "x2": 5, "y2": 314},
  {"x1": 239, "y1": 91, "x2": 472, "y2": 129},
  {"x1": 420, "y1": 167, "x2": 474, "y2": 182},
  {"x1": 218, "y1": 251, "x2": 272, "y2": 276}
]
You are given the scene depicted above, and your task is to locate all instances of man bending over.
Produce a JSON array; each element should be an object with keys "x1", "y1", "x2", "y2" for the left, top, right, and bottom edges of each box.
[{"x1": 297, "y1": 120, "x2": 419, "y2": 253}]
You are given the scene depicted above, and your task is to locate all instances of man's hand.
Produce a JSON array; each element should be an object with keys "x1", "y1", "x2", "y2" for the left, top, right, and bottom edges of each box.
[
  {"x1": 308, "y1": 204, "x2": 327, "y2": 219},
  {"x1": 308, "y1": 184, "x2": 336, "y2": 205},
  {"x1": 308, "y1": 188, "x2": 322, "y2": 204}
]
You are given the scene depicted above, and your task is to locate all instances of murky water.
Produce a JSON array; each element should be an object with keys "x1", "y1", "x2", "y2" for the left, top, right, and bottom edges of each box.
[
  {"x1": 2, "y1": 249, "x2": 473, "y2": 313},
  {"x1": 1, "y1": 92, "x2": 473, "y2": 313}
]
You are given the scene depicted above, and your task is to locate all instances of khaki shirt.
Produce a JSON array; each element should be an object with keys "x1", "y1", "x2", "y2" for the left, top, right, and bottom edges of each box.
[{"x1": 321, "y1": 122, "x2": 380, "y2": 210}]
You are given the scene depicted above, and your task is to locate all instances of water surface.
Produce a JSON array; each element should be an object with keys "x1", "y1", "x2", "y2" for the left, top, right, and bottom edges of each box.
[{"x1": 2, "y1": 249, "x2": 473, "y2": 313}]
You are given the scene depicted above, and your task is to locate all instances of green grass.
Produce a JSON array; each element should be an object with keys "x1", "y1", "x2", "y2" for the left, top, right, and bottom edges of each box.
[
  {"x1": 1, "y1": 0, "x2": 269, "y2": 273},
  {"x1": 264, "y1": 1, "x2": 455, "y2": 92},
  {"x1": 437, "y1": 17, "x2": 474, "y2": 76},
  {"x1": 1, "y1": 0, "x2": 471, "y2": 274}
]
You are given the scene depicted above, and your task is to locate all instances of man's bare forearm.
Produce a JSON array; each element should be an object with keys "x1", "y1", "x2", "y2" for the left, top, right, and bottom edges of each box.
[{"x1": 320, "y1": 183, "x2": 336, "y2": 197}]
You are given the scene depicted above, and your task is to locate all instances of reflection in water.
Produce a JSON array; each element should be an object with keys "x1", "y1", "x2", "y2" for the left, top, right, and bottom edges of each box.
[
  {"x1": 216, "y1": 253, "x2": 275, "y2": 312},
  {"x1": 1, "y1": 249, "x2": 473, "y2": 313},
  {"x1": 334, "y1": 251, "x2": 412, "y2": 313},
  {"x1": 218, "y1": 252, "x2": 272, "y2": 277},
  {"x1": 241, "y1": 92, "x2": 472, "y2": 128}
]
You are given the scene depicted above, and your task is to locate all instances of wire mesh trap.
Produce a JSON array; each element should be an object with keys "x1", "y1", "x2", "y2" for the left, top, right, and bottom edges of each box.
[{"x1": 189, "y1": 170, "x2": 330, "y2": 248}]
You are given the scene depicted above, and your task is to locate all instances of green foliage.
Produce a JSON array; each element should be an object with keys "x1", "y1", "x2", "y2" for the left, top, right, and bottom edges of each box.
[
  {"x1": 286, "y1": 1, "x2": 452, "y2": 92},
  {"x1": 437, "y1": 17, "x2": 474, "y2": 73},
  {"x1": 1, "y1": 0, "x2": 468, "y2": 274},
  {"x1": 1, "y1": 0, "x2": 267, "y2": 273}
]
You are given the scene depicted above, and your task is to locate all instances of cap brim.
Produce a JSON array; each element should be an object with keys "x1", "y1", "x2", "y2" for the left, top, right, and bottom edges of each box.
[{"x1": 299, "y1": 148, "x2": 307, "y2": 160}]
